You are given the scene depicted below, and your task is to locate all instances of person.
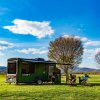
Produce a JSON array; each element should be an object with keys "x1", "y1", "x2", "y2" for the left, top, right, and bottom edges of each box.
[
  {"x1": 70, "y1": 74, "x2": 76, "y2": 85},
  {"x1": 79, "y1": 74, "x2": 89, "y2": 85},
  {"x1": 52, "y1": 72, "x2": 56, "y2": 83}
]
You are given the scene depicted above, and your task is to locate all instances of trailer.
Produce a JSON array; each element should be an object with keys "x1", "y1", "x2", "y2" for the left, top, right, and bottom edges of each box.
[{"x1": 6, "y1": 58, "x2": 61, "y2": 84}]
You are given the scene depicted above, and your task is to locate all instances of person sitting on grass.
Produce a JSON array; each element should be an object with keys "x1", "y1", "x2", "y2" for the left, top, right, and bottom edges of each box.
[
  {"x1": 70, "y1": 74, "x2": 76, "y2": 85},
  {"x1": 79, "y1": 74, "x2": 89, "y2": 85},
  {"x1": 52, "y1": 72, "x2": 56, "y2": 83}
]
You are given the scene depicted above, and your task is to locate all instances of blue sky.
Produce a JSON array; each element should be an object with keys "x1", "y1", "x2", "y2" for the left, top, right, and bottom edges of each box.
[{"x1": 0, "y1": 0, "x2": 100, "y2": 69}]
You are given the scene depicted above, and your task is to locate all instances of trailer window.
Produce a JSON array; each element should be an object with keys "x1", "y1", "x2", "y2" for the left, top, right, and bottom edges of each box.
[
  {"x1": 22, "y1": 62, "x2": 35, "y2": 74},
  {"x1": 22, "y1": 62, "x2": 29, "y2": 74},
  {"x1": 8, "y1": 62, "x2": 16, "y2": 74},
  {"x1": 29, "y1": 63, "x2": 35, "y2": 74}
]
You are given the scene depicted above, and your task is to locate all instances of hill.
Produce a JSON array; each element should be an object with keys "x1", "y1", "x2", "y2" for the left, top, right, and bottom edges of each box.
[
  {"x1": 73, "y1": 67, "x2": 100, "y2": 73},
  {"x1": 0, "y1": 66, "x2": 7, "y2": 73}
]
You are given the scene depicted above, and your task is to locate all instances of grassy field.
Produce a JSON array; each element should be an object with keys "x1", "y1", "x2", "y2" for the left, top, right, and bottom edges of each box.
[{"x1": 0, "y1": 74, "x2": 100, "y2": 100}]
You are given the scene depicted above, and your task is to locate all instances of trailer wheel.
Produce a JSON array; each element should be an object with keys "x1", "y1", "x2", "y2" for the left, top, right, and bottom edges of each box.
[{"x1": 37, "y1": 79, "x2": 42, "y2": 85}]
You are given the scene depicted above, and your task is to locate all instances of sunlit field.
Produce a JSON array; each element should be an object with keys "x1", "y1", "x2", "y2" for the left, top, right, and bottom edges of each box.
[{"x1": 0, "y1": 74, "x2": 100, "y2": 100}]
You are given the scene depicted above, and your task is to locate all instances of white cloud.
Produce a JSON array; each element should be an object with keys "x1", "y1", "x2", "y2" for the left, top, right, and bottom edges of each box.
[
  {"x1": 17, "y1": 48, "x2": 48, "y2": 55},
  {"x1": 63, "y1": 35, "x2": 70, "y2": 38},
  {"x1": 84, "y1": 48, "x2": 100, "y2": 59},
  {"x1": 81, "y1": 37, "x2": 88, "y2": 42},
  {"x1": 84, "y1": 49, "x2": 94, "y2": 54},
  {"x1": 63, "y1": 35, "x2": 100, "y2": 47},
  {"x1": 63, "y1": 35, "x2": 89, "y2": 42},
  {"x1": 63, "y1": 35, "x2": 81, "y2": 39},
  {"x1": 0, "y1": 41, "x2": 13, "y2": 57},
  {"x1": 84, "y1": 48, "x2": 100, "y2": 54},
  {"x1": 3, "y1": 19, "x2": 54, "y2": 38},
  {"x1": 0, "y1": 41, "x2": 13, "y2": 50},
  {"x1": 85, "y1": 41, "x2": 100, "y2": 46},
  {"x1": 0, "y1": 52, "x2": 4, "y2": 56},
  {"x1": 95, "y1": 48, "x2": 100, "y2": 53},
  {"x1": 74, "y1": 36, "x2": 88, "y2": 42}
]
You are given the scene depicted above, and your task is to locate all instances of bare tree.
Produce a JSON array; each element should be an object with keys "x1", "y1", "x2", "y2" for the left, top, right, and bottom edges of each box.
[
  {"x1": 95, "y1": 51, "x2": 100, "y2": 68},
  {"x1": 48, "y1": 36, "x2": 84, "y2": 83}
]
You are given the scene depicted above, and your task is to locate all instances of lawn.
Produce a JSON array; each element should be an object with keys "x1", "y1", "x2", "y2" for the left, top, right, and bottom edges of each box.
[{"x1": 0, "y1": 74, "x2": 100, "y2": 100}]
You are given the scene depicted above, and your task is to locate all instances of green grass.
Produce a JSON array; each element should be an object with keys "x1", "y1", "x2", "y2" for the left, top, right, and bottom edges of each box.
[{"x1": 0, "y1": 74, "x2": 100, "y2": 100}]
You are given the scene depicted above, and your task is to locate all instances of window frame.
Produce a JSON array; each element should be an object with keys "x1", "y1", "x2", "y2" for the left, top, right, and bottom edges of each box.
[
  {"x1": 21, "y1": 61, "x2": 35, "y2": 74},
  {"x1": 7, "y1": 61, "x2": 16, "y2": 74}
]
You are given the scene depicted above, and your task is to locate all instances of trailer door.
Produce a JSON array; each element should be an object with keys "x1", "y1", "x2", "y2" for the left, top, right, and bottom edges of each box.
[
  {"x1": 18, "y1": 62, "x2": 35, "y2": 83},
  {"x1": 6, "y1": 61, "x2": 17, "y2": 83}
]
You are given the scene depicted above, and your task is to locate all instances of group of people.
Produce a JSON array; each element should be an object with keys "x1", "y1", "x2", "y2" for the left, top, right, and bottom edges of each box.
[
  {"x1": 50, "y1": 72, "x2": 89, "y2": 85},
  {"x1": 69, "y1": 74, "x2": 89, "y2": 85}
]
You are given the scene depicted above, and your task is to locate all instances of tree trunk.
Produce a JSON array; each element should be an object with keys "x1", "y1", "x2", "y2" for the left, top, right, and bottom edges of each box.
[
  {"x1": 64, "y1": 66, "x2": 69, "y2": 84},
  {"x1": 65, "y1": 73, "x2": 69, "y2": 84}
]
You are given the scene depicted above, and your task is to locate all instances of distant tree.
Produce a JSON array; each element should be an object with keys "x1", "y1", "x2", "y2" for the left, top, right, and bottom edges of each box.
[
  {"x1": 95, "y1": 51, "x2": 100, "y2": 68},
  {"x1": 48, "y1": 36, "x2": 84, "y2": 83}
]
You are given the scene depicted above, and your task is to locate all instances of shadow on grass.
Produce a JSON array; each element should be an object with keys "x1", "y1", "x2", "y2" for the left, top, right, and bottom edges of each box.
[
  {"x1": 90, "y1": 83, "x2": 100, "y2": 86},
  {"x1": 14, "y1": 82, "x2": 100, "y2": 86}
]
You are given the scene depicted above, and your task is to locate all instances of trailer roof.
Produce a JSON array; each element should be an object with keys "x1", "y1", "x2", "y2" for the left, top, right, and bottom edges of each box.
[
  {"x1": 8, "y1": 58, "x2": 56, "y2": 64},
  {"x1": 8, "y1": 58, "x2": 72, "y2": 65}
]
